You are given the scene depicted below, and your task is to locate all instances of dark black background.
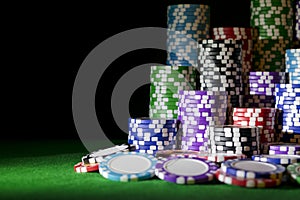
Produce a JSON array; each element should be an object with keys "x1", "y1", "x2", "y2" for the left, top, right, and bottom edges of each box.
[{"x1": 4, "y1": 0, "x2": 252, "y2": 141}]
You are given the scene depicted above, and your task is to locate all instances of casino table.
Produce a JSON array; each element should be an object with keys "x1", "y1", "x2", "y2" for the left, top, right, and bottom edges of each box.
[{"x1": 1, "y1": 140, "x2": 299, "y2": 200}]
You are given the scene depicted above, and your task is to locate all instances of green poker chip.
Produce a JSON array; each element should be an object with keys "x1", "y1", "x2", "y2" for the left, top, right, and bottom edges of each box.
[{"x1": 287, "y1": 162, "x2": 300, "y2": 184}]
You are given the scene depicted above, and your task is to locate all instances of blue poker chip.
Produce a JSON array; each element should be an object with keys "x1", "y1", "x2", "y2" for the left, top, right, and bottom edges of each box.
[
  {"x1": 135, "y1": 144, "x2": 174, "y2": 151},
  {"x1": 276, "y1": 100, "x2": 300, "y2": 105},
  {"x1": 275, "y1": 92, "x2": 300, "y2": 97},
  {"x1": 221, "y1": 159, "x2": 286, "y2": 179},
  {"x1": 129, "y1": 128, "x2": 177, "y2": 135},
  {"x1": 129, "y1": 130, "x2": 177, "y2": 138},
  {"x1": 128, "y1": 139, "x2": 174, "y2": 146},
  {"x1": 128, "y1": 135, "x2": 176, "y2": 142},
  {"x1": 252, "y1": 154, "x2": 300, "y2": 165},
  {"x1": 129, "y1": 123, "x2": 177, "y2": 129},
  {"x1": 99, "y1": 152, "x2": 157, "y2": 182},
  {"x1": 276, "y1": 96, "x2": 300, "y2": 101},
  {"x1": 275, "y1": 104, "x2": 300, "y2": 110}
]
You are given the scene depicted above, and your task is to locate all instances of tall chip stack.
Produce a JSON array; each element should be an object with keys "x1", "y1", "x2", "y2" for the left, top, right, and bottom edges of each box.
[
  {"x1": 211, "y1": 27, "x2": 254, "y2": 103},
  {"x1": 167, "y1": 4, "x2": 210, "y2": 67},
  {"x1": 149, "y1": 66, "x2": 198, "y2": 119},
  {"x1": 197, "y1": 39, "x2": 243, "y2": 124},
  {"x1": 177, "y1": 90, "x2": 227, "y2": 151},
  {"x1": 275, "y1": 84, "x2": 300, "y2": 144},
  {"x1": 207, "y1": 125, "x2": 261, "y2": 158},
  {"x1": 127, "y1": 118, "x2": 177, "y2": 155},
  {"x1": 250, "y1": 0, "x2": 293, "y2": 72}
]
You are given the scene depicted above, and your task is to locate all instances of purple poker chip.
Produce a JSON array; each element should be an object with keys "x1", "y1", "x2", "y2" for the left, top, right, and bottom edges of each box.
[
  {"x1": 181, "y1": 136, "x2": 208, "y2": 142},
  {"x1": 181, "y1": 141, "x2": 208, "y2": 147},
  {"x1": 249, "y1": 83, "x2": 276, "y2": 88},
  {"x1": 269, "y1": 149, "x2": 300, "y2": 156},
  {"x1": 269, "y1": 144, "x2": 300, "y2": 152},
  {"x1": 249, "y1": 71, "x2": 286, "y2": 77},
  {"x1": 177, "y1": 112, "x2": 213, "y2": 118},
  {"x1": 182, "y1": 145, "x2": 208, "y2": 151},
  {"x1": 155, "y1": 154, "x2": 219, "y2": 184},
  {"x1": 249, "y1": 79, "x2": 285, "y2": 84},
  {"x1": 180, "y1": 124, "x2": 208, "y2": 130},
  {"x1": 179, "y1": 94, "x2": 218, "y2": 100}
]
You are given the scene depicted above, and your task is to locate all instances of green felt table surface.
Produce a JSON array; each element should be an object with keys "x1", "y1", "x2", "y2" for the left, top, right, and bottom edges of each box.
[{"x1": 0, "y1": 139, "x2": 299, "y2": 200}]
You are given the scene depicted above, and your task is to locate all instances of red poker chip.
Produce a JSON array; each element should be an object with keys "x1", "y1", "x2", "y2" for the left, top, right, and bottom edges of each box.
[
  {"x1": 233, "y1": 108, "x2": 277, "y2": 113},
  {"x1": 74, "y1": 162, "x2": 99, "y2": 173},
  {"x1": 233, "y1": 112, "x2": 276, "y2": 117},
  {"x1": 215, "y1": 169, "x2": 282, "y2": 188}
]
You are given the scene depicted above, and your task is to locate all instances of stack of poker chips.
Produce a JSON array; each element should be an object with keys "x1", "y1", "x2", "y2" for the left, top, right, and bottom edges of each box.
[
  {"x1": 296, "y1": 0, "x2": 300, "y2": 40},
  {"x1": 250, "y1": 0, "x2": 293, "y2": 40},
  {"x1": 232, "y1": 108, "x2": 277, "y2": 151},
  {"x1": 167, "y1": 4, "x2": 210, "y2": 67},
  {"x1": 212, "y1": 27, "x2": 255, "y2": 98},
  {"x1": 275, "y1": 84, "x2": 300, "y2": 144},
  {"x1": 216, "y1": 159, "x2": 285, "y2": 188},
  {"x1": 285, "y1": 49, "x2": 300, "y2": 84},
  {"x1": 207, "y1": 125, "x2": 261, "y2": 158},
  {"x1": 197, "y1": 39, "x2": 243, "y2": 124},
  {"x1": 177, "y1": 90, "x2": 227, "y2": 151},
  {"x1": 250, "y1": 0, "x2": 293, "y2": 71},
  {"x1": 127, "y1": 118, "x2": 177, "y2": 155},
  {"x1": 212, "y1": 27, "x2": 254, "y2": 74},
  {"x1": 243, "y1": 71, "x2": 286, "y2": 108},
  {"x1": 149, "y1": 66, "x2": 198, "y2": 119}
]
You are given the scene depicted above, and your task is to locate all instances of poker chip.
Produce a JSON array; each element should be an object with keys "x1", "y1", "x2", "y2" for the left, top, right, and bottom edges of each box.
[
  {"x1": 221, "y1": 159, "x2": 286, "y2": 179},
  {"x1": 155, "y1": 154, "x2": 219, "y2": 184},
  {"x1": 252, "y1": 154, "x2": 300, "y2": 165},
  {"x1": 82, "y1": 144, "x2": 136, "y2": 165},
  {"x1": 99, "y1": 152, "x2": 157, "y2": 182},
  {"x1": 155, "y1": 149, "x2": 204, "y2": 159},
  {"x1": 287, "y1": 162, "x2": 300, "y2": 184},
  {"x1": 74, "y1": 162, "x2": 99, "y2": 173},
  {"x1": 215, "y1": 169, "x2": 282, "y2": 188}
]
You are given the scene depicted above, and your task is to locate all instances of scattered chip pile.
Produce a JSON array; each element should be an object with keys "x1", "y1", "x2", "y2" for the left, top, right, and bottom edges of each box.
[
  {"x1": 177, "y1": 90, "x2": 227, "y2": 151},
  {"x1": 167, "y1": 4, "x2": 210, "y2": 67},
  {"x1": 285, "y1": 48, "x2": 300, "y2": 84},
  {"x1": 207, "y1": 125, "x2": 260, "y2": 158},
  {"x1": 275, "y1": 84, "x2": 300, "y2": 143},
  {"x1": 232, "y1": 108, "x2": 277, "y2": 145},
  {"x1": 250, "y1": 0, "x2": 293, "y2": 71},
  {"x1": 127, "y1": 118, "x2": 177, "y2": 155},
  {"x1": 149, "y1": 65, "x2": 198, "y2": 119},
  {"x1": 197, "y1": 39, "x2": 243, "y2": 124},
  {"x1": 74, "y1": 144, "x2": 135, "y2": 173}
]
